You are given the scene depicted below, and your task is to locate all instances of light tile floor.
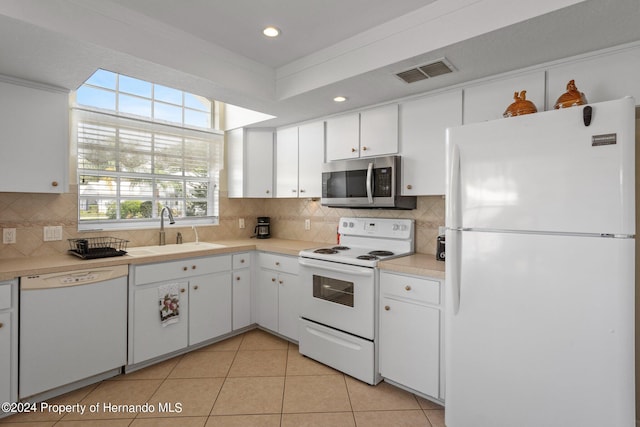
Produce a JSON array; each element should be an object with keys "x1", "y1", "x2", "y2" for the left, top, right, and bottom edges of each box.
[{"x1": 0, "y1": 329, "x2": 445, "y2": 426}]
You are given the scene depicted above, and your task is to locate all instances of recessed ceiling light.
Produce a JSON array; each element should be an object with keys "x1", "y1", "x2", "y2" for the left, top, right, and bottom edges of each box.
[
  {"x1": 263, "y1": 26, "x2": 280, "y2": 38},
  {"x1": 333, "y1": 96, "x2": 347, "y2": 102}
]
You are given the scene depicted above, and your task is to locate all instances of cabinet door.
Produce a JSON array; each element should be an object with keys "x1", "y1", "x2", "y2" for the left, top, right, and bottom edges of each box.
[
  {"x1": 245, "y1": 129, "x2": 274, "y2": 197},
  {"x1": 360, "y1": 104, "x2": 398, "y2": 158},
  {"x1": 0, "y1": 80, "x2": 68, "y2": 193},
  {"x1": 297, "y1": 121, "x2": 325, "y2": 198},
  {"x1": 133, "y1": 283, "x2": 189, "y2": 364},
  {"x1": 379, "y1": 297, "x2": 440, "y2": 398},
  {"x1": 277, "y1": 272, "x2": 300, "y2": 341},
  {"x1": 326, "y1": 113, "x2": 360, "y2": 161},
  {"x1": 463, "y1": 71, "x2": 545, "y2": 124},
  {"x1": 232, "y1": 269, "x2": 252, "y2": 330},
  {"x1": 276, "y1": 127, "x2": 299, "y2": 198},
  {"x1": 189, "y1": 272, "x2": 232, "y2": 346},
  {"x1": 0, "y1": 312, "x2": 11, "y2": 405},
  {"x1": 400, "y1": 91, "x2": 461, "y2": 195},
  {"x1": 257, "y1": 269, "x2": 279, "y2": 332}
]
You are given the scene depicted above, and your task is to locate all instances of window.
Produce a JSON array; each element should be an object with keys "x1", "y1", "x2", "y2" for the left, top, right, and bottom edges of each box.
[{"x1": 73, "y1": 70, "x2": 223, "y2": 230}]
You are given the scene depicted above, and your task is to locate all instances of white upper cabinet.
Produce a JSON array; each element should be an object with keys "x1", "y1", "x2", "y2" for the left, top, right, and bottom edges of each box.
[
  {"x1": 359, "y1": 104, "x2": 399, "y2": 158},
  {"x1": 326, "y1": 105, "x2": 399, "y2": 161},
  {"x1": 399, "y1": 90, "x2": 462, "y2": 196},
  {"x1": 276, "y1": 127, "x2": 299, "y2": 198},
  {"x1": 0, "y1": 78, "x2": 69, "y2": 193},
  {"x1": 275, "y1": 121, "x2": 324, "y2": 198},
  {"x1": 463, "y1": 71, "x2": 545, "y2": 124},
  {"x1": 245, "y1": 129, "x2": 274, "y2": 198},
  {"x1": 546, "y1": 47, "x2": 640, "y2": 109},
  {"x1": 326, "y1": 113, "x2": 360, "y2": 161},
  {"x1": 227, "y1": 128, "x2": 274, "y2": 198},
  {"x1": 297, "y1": 121, "x2": 324, "y2": 198}
]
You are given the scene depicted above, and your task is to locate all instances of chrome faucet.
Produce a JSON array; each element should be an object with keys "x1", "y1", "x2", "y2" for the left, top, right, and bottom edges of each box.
[{"x1": 159, "y1": 206, "x2": 175, "y2": 246}]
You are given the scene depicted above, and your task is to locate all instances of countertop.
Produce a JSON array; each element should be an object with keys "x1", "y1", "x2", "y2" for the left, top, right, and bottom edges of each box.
[
  {"x1": 0, "y1": 238, "x2": 445, "y2": 281},
  {"x1": 378, "y1": 253, "x2": 445, "y2": 279}
]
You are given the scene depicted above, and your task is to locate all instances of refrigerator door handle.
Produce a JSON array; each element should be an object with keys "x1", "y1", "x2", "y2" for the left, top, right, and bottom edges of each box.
[
  {"x1": 447, "y1": 229, "x2": 462, "y2": 315},
  {"x1": 366, "y1": 162, "x2": 374, "y2": 204},
  {"x1": 447, "y1": 143, "x2": 461, "y2": 228}
]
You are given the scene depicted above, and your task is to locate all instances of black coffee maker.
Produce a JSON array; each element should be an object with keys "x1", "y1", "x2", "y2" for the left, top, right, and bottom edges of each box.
[{"x1": 254, "y1": 217, "x2": 271, "y2": 239}]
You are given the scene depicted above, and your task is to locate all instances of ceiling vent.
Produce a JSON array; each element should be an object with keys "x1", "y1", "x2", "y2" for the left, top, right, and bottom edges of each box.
[{"x1": 395, "y1": 58, "x2": 455, "y2": 84}]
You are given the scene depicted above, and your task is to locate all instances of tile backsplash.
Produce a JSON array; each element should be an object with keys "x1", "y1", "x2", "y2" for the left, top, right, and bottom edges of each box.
[{"x1": 0, "y1": 187, "x2": 444, "y2": 258}]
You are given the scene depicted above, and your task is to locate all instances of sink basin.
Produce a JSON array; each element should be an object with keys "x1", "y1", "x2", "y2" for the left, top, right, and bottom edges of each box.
[{"x1": 127, "y1": 242, "x2": 226, "y2": 256}]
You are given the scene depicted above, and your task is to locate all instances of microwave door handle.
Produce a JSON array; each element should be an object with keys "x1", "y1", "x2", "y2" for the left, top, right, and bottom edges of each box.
[{"x1": 366, "y1": 162, "x2": 373, "y2": 204}]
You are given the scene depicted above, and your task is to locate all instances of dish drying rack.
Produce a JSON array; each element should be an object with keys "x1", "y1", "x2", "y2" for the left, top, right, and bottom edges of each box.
[{"x1": 68, "y1": 237, "x2": 129, "y2": 259}]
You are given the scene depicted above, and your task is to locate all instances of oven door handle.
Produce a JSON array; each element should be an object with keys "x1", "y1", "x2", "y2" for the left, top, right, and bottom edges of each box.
[
  {"x1": 299, "y1": 257, "x2": 374, "y2": 277},
  {"x1": 366, "y1": 162, "x2": 374, "y2": 204}
]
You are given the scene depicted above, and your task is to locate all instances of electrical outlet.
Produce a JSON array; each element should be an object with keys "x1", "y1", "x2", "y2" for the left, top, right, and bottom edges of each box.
[
  {"x1": 3, "y1": 228, "x2": 16, "y2": 244},
  {"x1": 305, "y1": 219, "x2": 311, "y2": 230},
  {"x1": 239, "y1": 218, "x2": 245, "y2": 229},
  {"x1": 438, "y1": 226, "x2": 446, "y2": 235},
  {"x1": 44, "y1": 226, "x2": 63, "y2": 241}
]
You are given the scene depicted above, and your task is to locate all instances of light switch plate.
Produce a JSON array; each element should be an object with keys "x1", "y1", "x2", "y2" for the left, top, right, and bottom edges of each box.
[
  {"x1": 305, "y1": 219, "x2": 311, "y2": 230},
  {"x1": 239, "y1": 218, "x2": 245, "y2": 229},
  {"x1": 3, "y1": 228, "x2": 16, "y2": 244}
]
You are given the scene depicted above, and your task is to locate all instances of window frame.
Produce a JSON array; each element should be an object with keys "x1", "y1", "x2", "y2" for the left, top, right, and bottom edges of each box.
[{"x1": 72, "y1": 70, "x2": 223, "y2": 231}]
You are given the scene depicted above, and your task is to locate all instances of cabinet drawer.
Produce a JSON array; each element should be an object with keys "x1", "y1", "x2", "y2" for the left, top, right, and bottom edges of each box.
[
  {"x1": 134, "y1": 255, "x2": 231, "y2": 285},
  {"x1": 259, "y1": 252, "x2": 298, "y2": 274},
  {"x1": 0, "y1": 283, "x2": 11, "y2": 310},
  {"x1": 380, "y1": 271, "x2": 440, "y2": 305},
  {"x1": 233, "y1": 253, "x2": 251, "y2": 269}
]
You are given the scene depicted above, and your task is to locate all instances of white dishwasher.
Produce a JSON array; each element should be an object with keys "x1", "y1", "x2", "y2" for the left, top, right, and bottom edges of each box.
[{"x1": 20, "y1": 265, "x2": 128, "y2": 399}]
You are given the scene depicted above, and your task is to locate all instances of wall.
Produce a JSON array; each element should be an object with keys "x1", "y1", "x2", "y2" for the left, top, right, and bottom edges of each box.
[{"x1": 0, "y1": 185, "x2": 444, "y2": 259}]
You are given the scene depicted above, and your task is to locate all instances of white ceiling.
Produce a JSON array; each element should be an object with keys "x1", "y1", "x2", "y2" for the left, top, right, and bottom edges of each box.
[
  {"x1": 0, "y1": 0, "x2": 639, "y2": 129},
  {"x1": 107, "y1": 0, "x2": 437, "y2": 68}
]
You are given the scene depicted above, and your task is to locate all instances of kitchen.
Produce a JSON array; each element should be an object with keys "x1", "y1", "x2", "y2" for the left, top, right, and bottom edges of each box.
[{"x1": 0, "y1": 0, "x2": 639, "y2": 426}]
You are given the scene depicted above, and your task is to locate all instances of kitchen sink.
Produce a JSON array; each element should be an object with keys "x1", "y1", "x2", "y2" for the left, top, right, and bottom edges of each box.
[{"x1": 127, "y1": 242, "x2": 226, "y2": 256}]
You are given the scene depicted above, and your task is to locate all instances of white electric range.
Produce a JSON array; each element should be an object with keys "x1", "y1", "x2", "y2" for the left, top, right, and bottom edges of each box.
[{"x1": 298, "y1": 217, "x2": 415, "y2": 384}]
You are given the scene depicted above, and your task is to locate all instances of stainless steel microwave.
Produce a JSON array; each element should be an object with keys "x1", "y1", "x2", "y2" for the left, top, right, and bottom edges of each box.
[{"x1": 321, "y1": 155, "x2": 416, "y2": 209}]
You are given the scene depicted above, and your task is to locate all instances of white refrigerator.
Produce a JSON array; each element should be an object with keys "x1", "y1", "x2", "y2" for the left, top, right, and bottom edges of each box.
[{"x1": 445, "y1": 97, "x2": 636, "y2": 427}]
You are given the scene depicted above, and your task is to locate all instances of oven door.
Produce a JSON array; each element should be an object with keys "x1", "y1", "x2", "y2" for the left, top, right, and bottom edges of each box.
[{"x1": 299, "y1": 257, "x2": 376, "y2": 340}]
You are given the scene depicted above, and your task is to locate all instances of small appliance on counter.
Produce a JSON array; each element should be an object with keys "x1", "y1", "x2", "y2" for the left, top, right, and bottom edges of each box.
[
  {"x1": 436, "y1": 234, "x2": 445, "y2": 261},
  {"x1": 254, "y1": 216, "x2": 271, "y2": 239}
]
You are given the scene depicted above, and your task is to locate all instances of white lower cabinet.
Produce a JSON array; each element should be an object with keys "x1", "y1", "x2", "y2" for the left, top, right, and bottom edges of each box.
[
  {"x1": 189, "y1": 272, "x2": 232, "y2": 345},
  {"x1": 379, "y1": 271, "x2": 443, "y2": 401},
  {"x1": 0, "y1": 280, "x2": 17, "y2": 414},
  {"x1": 232, "y1": 253, "x2": 252, "y2": 330},
  {"x1": 256, "y1": 253, "x2": 300, "y2": 341},
  {"x1": 130, "y1": 254, "x2": 232, "y2": 365},
  {"x1": 132, "y1": 283, "x2": 189, "y2": 364}
]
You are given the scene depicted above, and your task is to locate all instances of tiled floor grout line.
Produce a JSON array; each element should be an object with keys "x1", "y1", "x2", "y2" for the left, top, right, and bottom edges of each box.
[
  {"x1": 342, "y1": 373, "x2": 358, "y2": 426},
  {"x1": 279, "y1": 343, "x2": 290, "y2": 427},
  {"x1": 207, "y1": 336, "x2": 243, "y2": 419}
]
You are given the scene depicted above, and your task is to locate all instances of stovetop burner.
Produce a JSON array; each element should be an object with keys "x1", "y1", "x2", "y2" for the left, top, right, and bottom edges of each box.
[
  {"x1": 299, "y1": 218, "x2": 414, "y2": 267},
  {"x1": 314, "y1": 248, "x2": 338, "y2": 254},
  {"x1": 368, "y1": 250, "x2": 394, "y2": 257}
]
